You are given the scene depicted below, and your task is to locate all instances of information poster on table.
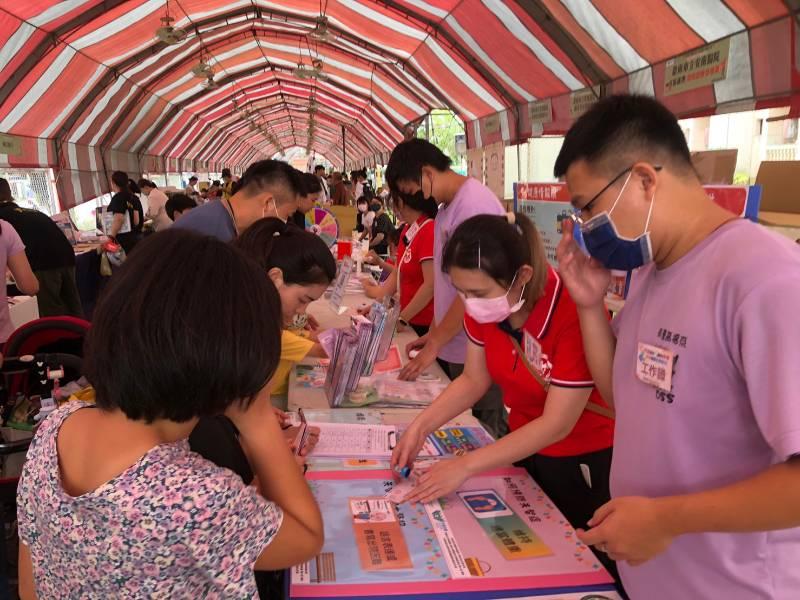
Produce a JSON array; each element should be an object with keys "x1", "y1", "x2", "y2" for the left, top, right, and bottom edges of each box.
[
  {"x1": 329, "y1": 256, "x2": 353, "y2": 311},
  {"x1": 291, "y1": 468, "x2": 614, "y2": 599}
]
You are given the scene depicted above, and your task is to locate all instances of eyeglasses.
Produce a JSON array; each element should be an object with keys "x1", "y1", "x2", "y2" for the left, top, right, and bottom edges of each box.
[{"x1": 571, "y1": 165, "x2": 662, "y2": 225}]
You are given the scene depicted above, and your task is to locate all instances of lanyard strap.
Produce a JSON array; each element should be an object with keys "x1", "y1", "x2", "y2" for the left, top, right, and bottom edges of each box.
[{"x1": 508, "y1": 335, "x2": 616, "y2": 420}]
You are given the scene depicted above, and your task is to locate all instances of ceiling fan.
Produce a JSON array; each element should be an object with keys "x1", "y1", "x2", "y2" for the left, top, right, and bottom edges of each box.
[
  {"x1": 155, "y1": 2, "x2": 187, "y2": 45},
  {"x1": 191, "y1": 60, "x2": 214, "y2": 78},
  {"x1": 308, "y1": 15, "x2": 332, "y2": 42},
  {"x1": 202, "y1": 74, "x2": 219, "y2": 90}
]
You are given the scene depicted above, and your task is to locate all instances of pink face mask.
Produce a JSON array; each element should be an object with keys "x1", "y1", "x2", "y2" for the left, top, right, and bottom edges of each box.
[{"x1": 460, "y1": 274, "x2": 525, "y2": 324}]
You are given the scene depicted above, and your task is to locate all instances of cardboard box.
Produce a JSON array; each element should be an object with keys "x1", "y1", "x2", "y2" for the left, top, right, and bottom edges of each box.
[
  {"x1": 755, "y1": 161, "x2": 800, "y2": 214},
  {"x1": 691, "y1": 149, "x2": 737, "y2": 184}
]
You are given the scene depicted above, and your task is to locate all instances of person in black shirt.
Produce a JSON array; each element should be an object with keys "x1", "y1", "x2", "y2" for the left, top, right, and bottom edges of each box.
[
  {"x1": 290, "y1": 173, "x2": 321, "y2": 229},
  {"x1": 107, "y1": 171, "x2": 144, "y2": 254},
  {"x1": 369, "y1": 197, "x2": 393, "y2": 255},
  {"x1": 0, "y1": 178, "x2": 82, "y2": 317}
]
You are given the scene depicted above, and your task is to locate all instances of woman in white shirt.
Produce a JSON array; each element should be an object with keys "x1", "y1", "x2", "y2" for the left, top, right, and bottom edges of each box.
[{"x1": 138, "y1": 180, "x2": 171, "y2": 231}]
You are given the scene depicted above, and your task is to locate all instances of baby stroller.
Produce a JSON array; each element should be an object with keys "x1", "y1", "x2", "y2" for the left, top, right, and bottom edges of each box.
[{"x1": 0, "y1": 316, "x2": 90, "y2": 596}]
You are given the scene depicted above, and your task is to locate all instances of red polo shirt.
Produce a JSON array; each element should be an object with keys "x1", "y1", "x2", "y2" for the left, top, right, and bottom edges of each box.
[
  {"x1": 464, "y1": 266, "x2": 613, "y2": 457},
  {"x1": 396, "y1": 216, "x2": 435, "y2": 326}
]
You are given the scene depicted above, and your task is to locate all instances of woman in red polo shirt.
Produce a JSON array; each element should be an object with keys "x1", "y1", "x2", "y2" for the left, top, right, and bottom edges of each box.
[
  {"x1": 362, "y1": 191, "x2": 436, "y2": 337},
  {"x1": 391, "y1": 211, "x2": 614, "y2": 539}
]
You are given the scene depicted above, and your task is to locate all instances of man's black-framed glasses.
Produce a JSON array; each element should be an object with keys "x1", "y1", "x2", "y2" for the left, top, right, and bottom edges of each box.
[{"x1": 571, "y1": 165, "x2": 662, "y2": 225}]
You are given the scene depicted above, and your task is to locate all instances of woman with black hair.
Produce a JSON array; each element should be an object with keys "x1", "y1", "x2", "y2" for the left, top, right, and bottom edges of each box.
[
  {"x1": 107, "y1": 170, "x2": 144, "y2": 253},
  {"x1": 234, "y1": 218, "x2": 336, "y2": 404},
  {"x1": 390, "y1": 212, "x2": 617, "y2": 580},
  {"x1": 17, "y1": 230, "x2": 323, "y2": 598},
  {"x1": 362, "y1": 190, "x2": 436, "y2": 337}
]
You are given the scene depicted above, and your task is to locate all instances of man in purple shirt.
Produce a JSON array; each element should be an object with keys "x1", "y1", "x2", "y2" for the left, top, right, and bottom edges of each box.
[
  {"x1": 556, "y1": 94, "x2": 800, "y2": 599},
  {"x1": 386, "y1": 139, "x2": 507, "y2": 437}
]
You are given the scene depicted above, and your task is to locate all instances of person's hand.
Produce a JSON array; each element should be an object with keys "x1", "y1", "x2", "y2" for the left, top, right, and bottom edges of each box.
[
  {"x1": 271, "y1": 406, "x2": 289, "y2": 428},
  {"x1": 225, "y1": 393, "x2": 277, "y2": 441},
  {"x1": 576, "y1": 496, "x2": 675, "y2": 566},
  {"x1": 556, "y1": 219, "x2": 611, "y2": 309},
  {"x1": 362, "y1": 279, "x2": 381, "y2": 299},
  {"x1": 390, "y1": 423, "x2": 428, "y2": 476},
  {"x1": 399, "y1": 335, "x2": 438, "y2": 381},
  {"x1": 306, "y1": 329, "x2": 320, "y2": 342},
  {"x1": 404, "y1": 458, "x2": 471, "y2": 504},
  {"x1": 305, "y1": 314, "x2": 320, "y2": 332},
  {"x1": 364, "y1": 250, "x2": 380, "y2": 265},
  {"x1": 282, "y1": 425, "x2": 321, "y2": 467}
]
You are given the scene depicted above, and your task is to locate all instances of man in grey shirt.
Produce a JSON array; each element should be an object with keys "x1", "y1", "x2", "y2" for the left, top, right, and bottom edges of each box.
[{"x1": 173, "y1": 160, "x2": 301, "y2": 242}]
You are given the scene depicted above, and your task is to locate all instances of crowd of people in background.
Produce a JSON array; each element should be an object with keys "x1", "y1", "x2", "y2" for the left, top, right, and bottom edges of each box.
[{"x1": 12, "y1": 93, "x2": 800, "y2": 600}]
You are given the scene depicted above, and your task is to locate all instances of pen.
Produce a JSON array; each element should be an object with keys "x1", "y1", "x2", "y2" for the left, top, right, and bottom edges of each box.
[{"x1": 393, "y1": 465, "x2": 412, "y2": 478}]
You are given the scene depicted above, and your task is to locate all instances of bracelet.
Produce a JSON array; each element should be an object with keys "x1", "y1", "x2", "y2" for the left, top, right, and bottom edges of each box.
[{"x1": 398, "y1": 317, "x2": 409, "y2": 327}]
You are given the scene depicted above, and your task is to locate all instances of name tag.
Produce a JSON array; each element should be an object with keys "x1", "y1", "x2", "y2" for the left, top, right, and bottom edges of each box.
[
  {"x1": 523, "y1": 331, "x2": 542, "y2": 371},
  {"x1": 636, "y1": 342, "x2": 674, "y2": 392}
]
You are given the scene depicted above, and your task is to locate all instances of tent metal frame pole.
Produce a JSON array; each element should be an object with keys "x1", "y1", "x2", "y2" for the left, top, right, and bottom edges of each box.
[{"x1": 342, "y1": 126, "x2": 346, "y2": 171}]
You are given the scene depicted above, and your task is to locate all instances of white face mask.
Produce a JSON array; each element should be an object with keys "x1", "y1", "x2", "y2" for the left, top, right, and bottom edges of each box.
[{"x1": 460, "y1": 273, "x2": 526, "y2": 324}]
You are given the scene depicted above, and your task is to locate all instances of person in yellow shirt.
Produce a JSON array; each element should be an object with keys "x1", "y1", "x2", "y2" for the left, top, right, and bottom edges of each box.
[
  {"x1": 221, "y1": 168, "x2": 235, "y2": 201},
  {"x1": 234, "y1": 217, "x2": 336, "y2": 408}
]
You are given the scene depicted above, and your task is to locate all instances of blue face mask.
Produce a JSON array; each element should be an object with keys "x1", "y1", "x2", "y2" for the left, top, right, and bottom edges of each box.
[{"x1": 577, "y1": 172, "x2": 656, "y2": 271}]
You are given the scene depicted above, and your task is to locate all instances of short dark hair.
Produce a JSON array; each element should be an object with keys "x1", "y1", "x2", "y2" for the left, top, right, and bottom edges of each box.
[
  {"x1": 554, "y1": 94, "x2": 694, "y2": 179},
  {"x1": 0, "y1": 178, "x2": 11, "y2": 201},
  {"x1": 221, "y1": 168, "x2": 232, "y2": 178},
  {"x1": 238, "y1": 159, "x2": 300, "y2": 206},
  {"x1": 234, "y1": 218, "x2": 336, "y2": 286},
  {"x1": 189, "y1": 176, "x2": 198, "y2": 183},
  {"x1": 388, "y1": 226, "x2": 403, "y2": 247},
  {"x1": 443, "y1": 213, "x2": 548, "y2": 308},
  {"x1": 314, "y1": 165, "x2": 326, "y2": 173},
  {"x1": 137, "y1": 178, "x2": 154, "y2": 190},
  {"x1": 302, "y1": 172, "x2": 322, "y2": 195},
  {"x1": 395, "y1": 190, "x2": 437, "y2": 219},
  {"x1": 111, "y1": 171, "x2": 129, "y2": 190},
  {"x1": 385, "y1": 138, "x2": 452, "y2": 192},
  {"x1": 165, "y1": 193, "x2": 196, "y2": 220},
  {"x1": 85, "y1": 230, "x2": 282, "y2": 423},
  {"x1": 212, "y1": 180, "x2": 220, "y2": 186}
]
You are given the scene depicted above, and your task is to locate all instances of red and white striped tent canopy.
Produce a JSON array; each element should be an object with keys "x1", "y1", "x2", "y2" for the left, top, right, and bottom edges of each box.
[{"x1": 0, "y1": 1, "x2": 797, "y2": 209}]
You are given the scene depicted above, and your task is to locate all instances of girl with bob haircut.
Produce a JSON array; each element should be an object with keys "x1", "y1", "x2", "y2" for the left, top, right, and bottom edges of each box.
[{"x1": 17, "y1": 229, "x2": 323, "y2": 598}]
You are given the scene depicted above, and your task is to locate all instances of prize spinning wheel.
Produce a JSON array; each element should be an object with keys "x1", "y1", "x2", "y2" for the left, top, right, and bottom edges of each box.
[{"x1": 305, "y1": 207, "x2": 339, "y2": 248}]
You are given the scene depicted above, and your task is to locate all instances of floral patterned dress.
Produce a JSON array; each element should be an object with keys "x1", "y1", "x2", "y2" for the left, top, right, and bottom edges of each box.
[{"x1": 17, "y1": 402, "x2": 283, "y2": 599}]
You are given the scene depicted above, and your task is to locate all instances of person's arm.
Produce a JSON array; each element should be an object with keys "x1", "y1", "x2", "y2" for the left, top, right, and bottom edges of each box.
[
  {"x1": 369, "y1": 233, "x2": 385, "y2": 248},
  {"x1": 406, "y1": 385, "x2": 592, "y2": 503},
  {"x1": 399, "y1": 260, "x2": 434, "y2": 324},
  {"x1": 229, "y1": 397, "x2": 324, "y2": 570},
  {"x1": 579, "y1": 458, "x2": 800, "y2": 566},
  {"x1": 363, "y1": 270, "x2": 397, "y2": 300},
  {"x1": 307, "y1": 342, "x2": 327, "y2": 358},
  {"x1": 556, "y1": 219, "x2": 615, "y2": 406},
  {"x1": 576, "y1": 306, "x2": 616, "y2": 407},
  {"x1": 398, "y1": 294, "x2": 464, "y2": 381},
  {"x1": 8, "y1": 252, "x2": 38, "y2": 295},
  {"x1": 110, "y1": 213, "x2": 126, "y2": 238},
  {"x1": 391, "y1": 340, "x2": 491, "y2": 471},
  {"x1": 18, "y1": 542, "x2": 36, "y2": 600}
]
